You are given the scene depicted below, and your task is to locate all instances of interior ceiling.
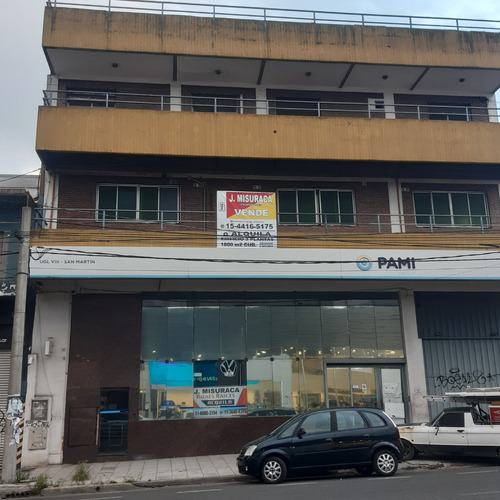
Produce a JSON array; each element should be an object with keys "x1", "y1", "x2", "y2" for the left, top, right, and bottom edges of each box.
[{"x1": 45, "y1": 48, "x2": 500, "y2": 95}]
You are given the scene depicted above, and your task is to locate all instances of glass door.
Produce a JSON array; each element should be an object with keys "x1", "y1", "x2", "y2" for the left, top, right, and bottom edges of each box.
[{"x1": 327, "y1": 366, "x2": 406, "y2": 423}]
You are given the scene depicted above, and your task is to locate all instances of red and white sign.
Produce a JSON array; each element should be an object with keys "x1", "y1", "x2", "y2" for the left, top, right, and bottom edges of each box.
[
  {"x1": 217, "y1": 191, "x2": 277, "y2": 248},
  {"x1": 193, "y1": 386, "x2": 247, "y2": 418},
  {"x1": 489, "y1": 406, "x2": 500, "y2": 423}
]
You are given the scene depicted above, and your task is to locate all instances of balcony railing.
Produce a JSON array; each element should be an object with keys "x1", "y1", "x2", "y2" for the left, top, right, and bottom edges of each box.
[
  {"x1": 42, "y1": 90, "x2": 498, "y2": 122},
  {"x1": 45, "y1": 1, "x2": 500, "y2": 32},
  {"x1": 34, "y1": 207, "x2": 496, "y2": 235}
]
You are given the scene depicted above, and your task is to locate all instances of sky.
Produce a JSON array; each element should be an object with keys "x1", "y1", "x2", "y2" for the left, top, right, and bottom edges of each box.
[{"x1": 0, "y1": 0, "x2": 499, "y2": 177}]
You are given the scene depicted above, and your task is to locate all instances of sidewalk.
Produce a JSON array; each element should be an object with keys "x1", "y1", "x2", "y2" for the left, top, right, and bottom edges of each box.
[
  {"x1": 0, "y1": 455, "x2": 446, "y2": 497},
  {"x1": 0, "y1": 454, "x2": 242, "y2": 496}
]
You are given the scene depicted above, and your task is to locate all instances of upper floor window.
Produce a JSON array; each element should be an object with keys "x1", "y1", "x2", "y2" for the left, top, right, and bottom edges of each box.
[
  {"x1": 273, "y1": 97, "x2": 320, "y2": 117},
  {"x1": 191, "y1": 94, "x2": 241, "y2": 113},
  {"x1": 97, "y1": 185, "x2": 179, "y2": 222},
  {"x1": 413, "y1": 191, "x2": 488, "y2": 227},
  {"x1": 278, "y1": 189, "x2": 355, "y2": 225},
  {"x1": 66, "y1": 88, "x2": 116, "y2": 108},
  {"x1": 428, "y1": 103, "x2": 470, "y2": 121}
]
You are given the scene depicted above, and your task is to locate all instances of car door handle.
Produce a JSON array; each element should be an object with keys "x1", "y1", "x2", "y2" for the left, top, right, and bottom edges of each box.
[
  {"x1": 457, "y1": 429, "x2": 464, "y2": 433},
  {"x1": 326, "y1": 438, "x2": 333, "y2": 442}
]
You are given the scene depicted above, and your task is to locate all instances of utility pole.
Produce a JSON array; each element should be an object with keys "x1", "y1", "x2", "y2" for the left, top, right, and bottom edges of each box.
[{"x1": 2, "y1": 206, "x2": 31, "y2": 483}]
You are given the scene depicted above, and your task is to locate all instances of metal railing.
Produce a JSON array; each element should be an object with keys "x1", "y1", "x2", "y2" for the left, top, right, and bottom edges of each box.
[
  {"x1": 45, "y1": 1, "x2": 500, "y2": 32},
  {"x1": 42, "y1": 90, "x2": 498, "y2": 122},
  {"x1": 34, "y1": 207, "x2": 495, "y2": 235}
]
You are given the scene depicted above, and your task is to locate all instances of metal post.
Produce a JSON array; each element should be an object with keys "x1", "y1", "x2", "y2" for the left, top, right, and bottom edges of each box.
[{"x1": 2, "y1": 207, "x2": 31, "y2": 483}]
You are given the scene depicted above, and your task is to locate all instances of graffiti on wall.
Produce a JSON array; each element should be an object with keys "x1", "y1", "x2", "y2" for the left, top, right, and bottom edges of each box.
[{"x1": 435, "y1": 368, "x2": 500, "y2": 391}]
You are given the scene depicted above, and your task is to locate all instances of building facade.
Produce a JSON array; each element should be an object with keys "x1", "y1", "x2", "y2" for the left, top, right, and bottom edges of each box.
[
  {"x1": 24, "y1": 1, "x2": 500, "y2": 465},
  {"x1": 0, "y1": 176, "x2": 38, "y2": 467}
]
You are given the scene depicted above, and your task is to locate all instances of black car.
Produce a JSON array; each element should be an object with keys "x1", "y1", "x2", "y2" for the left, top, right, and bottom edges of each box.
[{"x1": 237, "y1": 407, "x2": 403, "y2": 483}]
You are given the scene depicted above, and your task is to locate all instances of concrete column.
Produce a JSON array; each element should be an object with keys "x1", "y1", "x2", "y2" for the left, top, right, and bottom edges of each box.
[
  {"x1": 399, "y1": 289, "x2": 429, "y2": 423},
  {"x1": 170, "y1": 83, "x2": 182, "y2": 111},
  {"x1": 21, "y1": 293, "x2": 72, "y2": 467},
  {"x1": 487, "y1": 94, "x2": 498, "y2": 123},
  {"x1": 383, "y1": 92, "x2": 396, "y2": 119},
  {"x1": 387, "y1": 179, "x2": 402, "y2": 233},
  {"x1": 255, "y1": 87, "x2": 268, "y2": 115}
]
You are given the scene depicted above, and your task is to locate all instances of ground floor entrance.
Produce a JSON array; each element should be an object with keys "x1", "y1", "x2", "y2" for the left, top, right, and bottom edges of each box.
[{"x1": 327, "y1": 365, "x2": 406, "y2": 424}]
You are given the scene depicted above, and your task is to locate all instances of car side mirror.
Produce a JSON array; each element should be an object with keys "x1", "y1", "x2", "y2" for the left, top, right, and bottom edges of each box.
[{"x1": 297, "y1": 428, "x2": 306, "y2": 439}]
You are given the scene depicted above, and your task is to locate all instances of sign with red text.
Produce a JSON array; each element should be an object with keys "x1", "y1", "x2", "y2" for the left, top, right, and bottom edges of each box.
[{"x1": 217, "y1": 191, "x2": 277, "y2": 248}]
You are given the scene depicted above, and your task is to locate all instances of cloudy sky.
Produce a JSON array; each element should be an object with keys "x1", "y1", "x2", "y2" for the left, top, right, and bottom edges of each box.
[{"x1": 0, "y1": 0, "x2": 499, "y2": 176}]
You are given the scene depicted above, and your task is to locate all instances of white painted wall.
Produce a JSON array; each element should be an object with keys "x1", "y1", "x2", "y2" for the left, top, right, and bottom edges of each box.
[
  {"x1": 22, "y1": 293, "x2": 72, "y2": 467},
  {"x1": 399, "y1": 289, "x2": 429, "y2": 423}
]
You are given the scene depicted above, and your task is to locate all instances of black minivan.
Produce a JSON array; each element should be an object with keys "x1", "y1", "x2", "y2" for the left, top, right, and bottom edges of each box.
[{"x1": 237, "y1": 407, "x2": 403, "y2": 483}]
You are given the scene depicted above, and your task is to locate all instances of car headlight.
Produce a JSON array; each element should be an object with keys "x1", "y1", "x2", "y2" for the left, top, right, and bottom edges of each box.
[{"x1": 244, "y1": 445, "x2": 257, "y2": 457}]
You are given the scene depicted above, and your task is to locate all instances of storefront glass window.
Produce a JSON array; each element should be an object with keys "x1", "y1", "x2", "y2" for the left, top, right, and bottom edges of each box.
[{"x1": 140, "y1": 296, "x2": 404, "y2": 420}]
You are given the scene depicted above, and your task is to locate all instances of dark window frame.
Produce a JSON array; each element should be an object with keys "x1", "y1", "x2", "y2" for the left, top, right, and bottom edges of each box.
[
  {"x1": 97, "y1": 184, "x2": 180, "y2": 223},
  {"x1": 277, "y1": 189, "x2": 356, "y2": 226},
  {"x1": 413, "y1": 190, "x2": 489, "y2": 227}
]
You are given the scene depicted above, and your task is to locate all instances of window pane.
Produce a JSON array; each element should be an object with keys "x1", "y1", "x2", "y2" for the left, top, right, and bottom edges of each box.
[
  {"x1": 320, "y1": 191, "x2": 339, "y2": 225},
  {"x1": 278, "y1": 191, "x2": 297, "y2": 224},
  {"x1": 296, "y1": 305, "x2": 322, "y2": 357},
  {"x1": 297, "y1": 191, "x2": 316, "y2": 224},
  {"x1": 160, "y1": 187, "x2": 179, "y2": 222},
  {"x1": 301, "y1": 412, "x2": 331, "y2": 434},
  {"x1": 140, "y1": 187, "x2": 158, "y2": 221},
  {"x1": 98, "y1": 186, "x2": 117, "y2": 220},
  {"x1": 246, "y1": 305, "x2": 271, "y2": 358},
  {"x1": 271, "y1": 306, "x2": 296, "y2": 357},
  {"x1": 348, "y1": 305, "x2": 377, "y2": 358},
  {"x1": 468, "y1": 193, "x2": 487, "y2": 226},
  {"x1": 336, "y1": 410, "x2": 366, "y2": 430},
  {"x1": 451, "y1": 193, "x2": 470, "y2": 225},
  {"x1": 220, "y1": 306, "x2": 246, "y2": 359},
  {"x1": 338, "y1": 191, "x2": 355, "y2": 225},
  {"x1": 141, "y1": 306, "x2": 168, "y2": 360},
  {"x1": 321, "y1": 303, "x2": 350, "y2": 358},
  {"x1": 274, "y1": 98, "x2": 319, "y2": 117},
  {"x1": 432, "y1": 193, "x2": 451, "y2": 225},
  {"x1": 117, "y1": 186, "x2": 137, "y2": 220},
  {"x1": 375, "y1": 306, "x2": 404, "y2": 358},
  {"x1": 414, "y1": 192, "x2": 432, "y2": 225},
  {"x1": 193, "y1": 306, "x2": 220, "y2": 360},
  {"x1": 167, "y1": 303, "x2": 194, "y2": 361}
]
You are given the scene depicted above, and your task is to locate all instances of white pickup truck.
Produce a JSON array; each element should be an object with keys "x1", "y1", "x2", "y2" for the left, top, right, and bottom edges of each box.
[{"x1": 398, "y1": 389, "x2": 500, "y2": 461}]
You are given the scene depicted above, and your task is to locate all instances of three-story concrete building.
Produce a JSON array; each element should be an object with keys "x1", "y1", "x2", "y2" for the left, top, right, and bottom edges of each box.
[{"x1": 24, "y1": 1, "x2": 500, "y2": 465}]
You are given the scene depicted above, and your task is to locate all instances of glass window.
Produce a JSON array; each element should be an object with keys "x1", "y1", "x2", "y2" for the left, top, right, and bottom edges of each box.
[
  {"x1": 273, "y1": 97, "x2": 320, "y2": 117},
  {"x1": 278, "y1": 190, "x2": 355, "y2": 225},
  {"x1": 140, "y1": 296, "x2": 403, "y2": 420},
  {"x1": 335, "y1": 410, "x2": 366, "y2": 430},
  {"x1": 363, "y1": 410, "x2": 387, "y2": 428},
  {"x1": 300, "y1": 412, "x2": 331, "y2": 434},
  {"x1": 436, "y1": 412, "x2": 464, "y2": 427},
  {"x1": 413, "y1": 191, "x2": 488, "y2": 227},
  {"x1": 191, "y1": 94, "x2": 240, "y2": 113},
  {"x1": 66, "y1": 88, "x2": 115, "y2": 108},
  {"x1": 97, "y1": 185, "x2": 179, "y2": 222}
]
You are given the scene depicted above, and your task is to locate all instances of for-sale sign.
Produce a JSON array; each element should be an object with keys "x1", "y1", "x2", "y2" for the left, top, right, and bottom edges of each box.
[{"x1": 217, "y1": 191, "x2": 277, "y2": 248}]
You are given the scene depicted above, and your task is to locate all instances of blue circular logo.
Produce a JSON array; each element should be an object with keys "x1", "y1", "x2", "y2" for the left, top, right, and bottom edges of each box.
[{"x1": 357, "y1": 256, "x2": 372, "y2": 271}]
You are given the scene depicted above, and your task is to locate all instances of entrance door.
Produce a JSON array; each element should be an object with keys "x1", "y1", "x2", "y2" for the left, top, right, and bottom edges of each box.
[
  {"x1": 98, "y1": 388, "x2": 129, "y2": 454},
  {"x1": 327, "y1": 366, "x2": 406, "y2": 423}
]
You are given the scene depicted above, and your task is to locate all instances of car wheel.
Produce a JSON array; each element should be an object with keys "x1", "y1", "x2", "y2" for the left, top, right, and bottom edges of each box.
[
  {"x1": 260, "y1": 456, "x2": 287, "y2": 484},
  {"x1": 373, "y1": 449, "x2": 398, "y2": 477},
  {"x1": 355, "y1": 466, "x2": 374, "y2": 476},
  {"x1": 402, "y1": 439, "x2": 416, "y2": 461}
]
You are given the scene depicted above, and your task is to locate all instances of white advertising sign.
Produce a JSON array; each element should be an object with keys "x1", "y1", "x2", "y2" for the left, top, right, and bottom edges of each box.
[
  {"x1": 216, "y1": 191, "x2": 277, "y2": 248},
  {"x1": 30, "y1": 246, "x2": 500, "y2": 281}
]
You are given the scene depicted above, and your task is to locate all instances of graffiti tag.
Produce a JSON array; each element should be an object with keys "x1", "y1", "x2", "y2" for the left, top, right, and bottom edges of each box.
[{"x1": 435, "y1": 368, "x2": 499, "y2": 391}]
